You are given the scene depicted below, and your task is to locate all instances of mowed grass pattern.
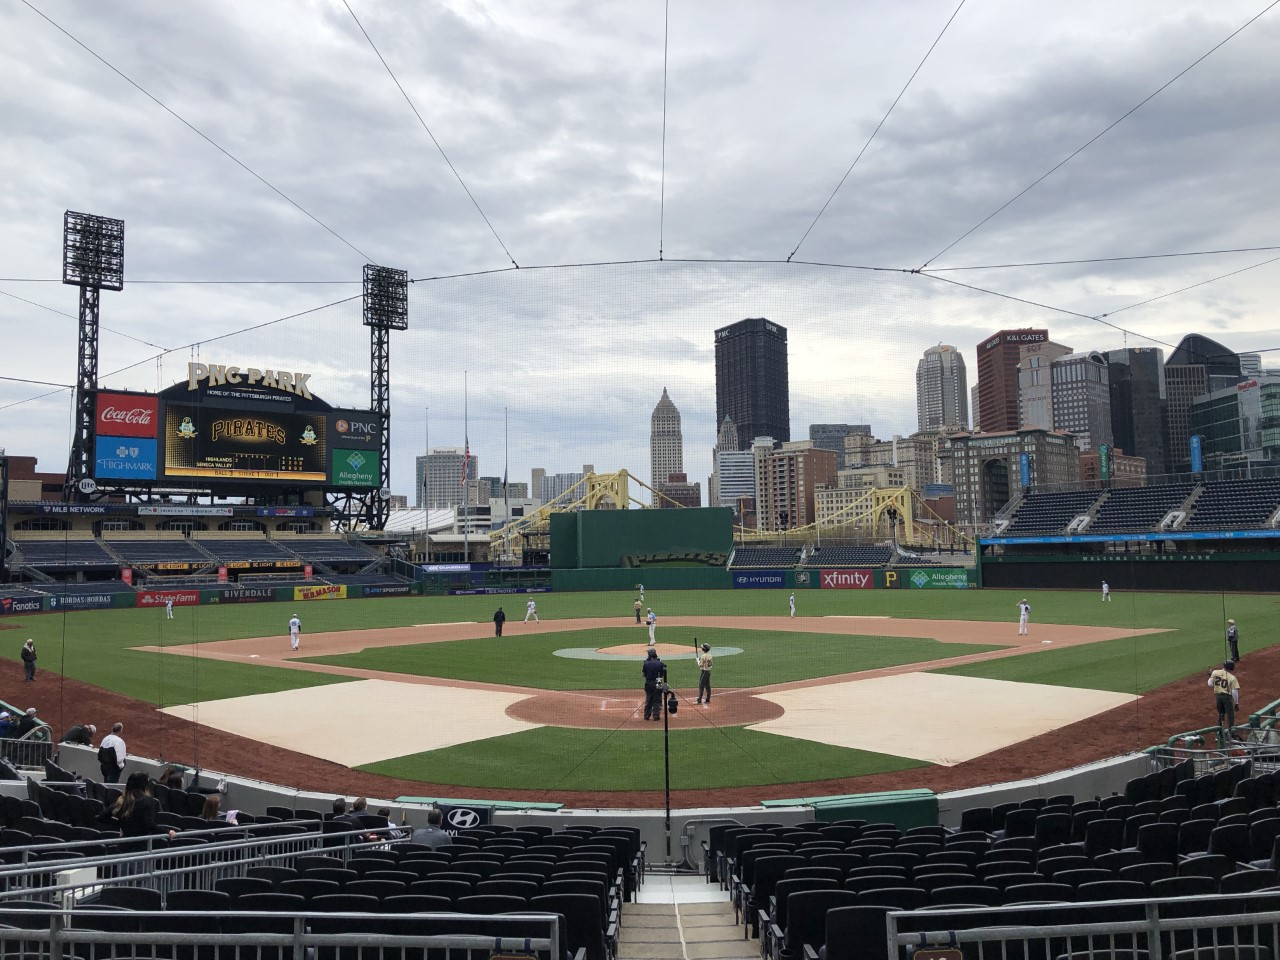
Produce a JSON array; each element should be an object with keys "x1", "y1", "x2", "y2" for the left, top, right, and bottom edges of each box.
[
  {"x1": 300, "y1": 626, "x2": 1006, "y2": 690},
  {"x1": 359, "y1": 726, "x2": 929, "y2": 790}
]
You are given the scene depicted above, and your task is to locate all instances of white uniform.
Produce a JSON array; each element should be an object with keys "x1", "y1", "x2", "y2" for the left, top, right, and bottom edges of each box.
[
  {"x1": 646, "y1": 610, "x2": 657, "y2": 645},
  {"x1": 789, "y1": 593, "x2": 795, "y2": 617},
  {"x1": 288, "y1": 615, "x2": 301, "y2": 650},
  {"x1": 1017, "y1": 600, "x2": 1031, "y2": 635},
  {"x1": 1101, "y1": 581, "x2": 1111, "y2": 601},
  {"x1": 638, "y1": 584, "x2": 645, "y2": 602},
  {"x1": 165, "y1": 598, "x2": 174, "y2": 620},
  {"x1": 524, "y1": 600, "x2": 539, "y2": 623}
]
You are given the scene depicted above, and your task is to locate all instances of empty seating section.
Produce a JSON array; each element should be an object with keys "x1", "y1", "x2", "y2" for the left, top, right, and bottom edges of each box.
[
  {"x1": 730, "y1": 547, "x2": 801, "y2": 568},
  {"x1": 196, "y1": 537, "x2": 298, "y2": 562},
  {"x1": 1006, "y1": 491, "x2": 1101, "y2": 534},
  {"x1": 1188, "y1": 478, "x2": 1280, "y2": 530},
  {"x1": 1089, "y1": 483, "x2": 1196, "y2": 533},
  {"x1": 14, "y1": 539, "x2": 117, "y2": 569},
  {"x1": 805, "y1": 545, "x2": 893, "y2": 566},
  {"x1": 105, "y1": 538, "x2": 211, "y2": 564},
  {"x1": 44, "y1": 580, "x2": 136, "y2": 596},
  {"x1": 281, "y1": 538, "x2": 382, "y2": 563}
]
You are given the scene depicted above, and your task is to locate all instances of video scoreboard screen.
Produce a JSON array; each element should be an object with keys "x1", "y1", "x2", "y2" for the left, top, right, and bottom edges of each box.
[{"x1": 162, "y1": 403, "x2": 329, "y2": 482}]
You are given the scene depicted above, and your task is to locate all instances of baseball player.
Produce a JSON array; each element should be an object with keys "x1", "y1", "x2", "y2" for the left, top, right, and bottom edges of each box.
[
  {"x1": 524, "y1": 599, "x2": 539, "y2": 623},
  {"x1": 1017, "y1": 598, "x2": 1031, "y2": 636},
  {"x1": 637, "y1": 583, "x2": 645, "y2": 603},
  {"x1": 1101, "y1": 581, "x2": 1111, "y2": 602},
  {"x1": 695, "y1": 642, "x2": 713, "y2": 704},
  {"x1": 288, "y1": 614, "x2": 301, "y2": 651},
  {"x1": 1208, "y1": 660, "x2": 1240, "y2": 731},
  {"x1": 165, "y1": 597, "x2": 174, "y2": 620},
  {"x1": 1227, "y1": 619, "x2": 1241, "y2": 662},
  {"x1": 646, "y1": 608, "x2": 657, "y2": 646},
  {"x1": 788, "y1": 592, "x2": 795, "y2": 618},
  {"x1": 634, "y1": 598, "x2": 643, "y2": 624}
]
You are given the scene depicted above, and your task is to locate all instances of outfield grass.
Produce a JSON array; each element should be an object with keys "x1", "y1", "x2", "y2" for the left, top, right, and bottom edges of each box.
[
  {"x1": 358, "y1": 726, "x2": 929, "y2": 790},
  {"x1": 301, "y1": 626, "x2": 1005, "y2": 690}
]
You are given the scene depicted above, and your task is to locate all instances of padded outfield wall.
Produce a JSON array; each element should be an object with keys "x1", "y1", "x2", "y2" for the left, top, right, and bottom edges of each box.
[
  {"x1": 980, "y1": 550, "x2": 1280, "y2": 593},
  {"x1": 549, "y1": 507, "x2": 734, "y2": 569}
]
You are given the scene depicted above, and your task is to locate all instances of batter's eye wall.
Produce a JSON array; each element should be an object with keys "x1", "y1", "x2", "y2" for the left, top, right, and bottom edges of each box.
[
  {"x1": 550, "y1": 507, "x2": 734, "y2": 569},
  {"x1": 981, "y1": 556, "x2": 1280, "y2": 593}
]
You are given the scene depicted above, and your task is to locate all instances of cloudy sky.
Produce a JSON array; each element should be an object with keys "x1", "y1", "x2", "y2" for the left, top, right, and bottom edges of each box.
[{"x1": 2, "y1": 0, "x2": 1278, "y2": 500}]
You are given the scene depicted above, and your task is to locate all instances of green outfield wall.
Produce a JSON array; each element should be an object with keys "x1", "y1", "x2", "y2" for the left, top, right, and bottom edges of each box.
[
  {"x1": 550, "y1": 567, "x2": 732, "y2": 592},
  {"x1": 550, "y1": 507, "x2": 734, "y2": 569}
]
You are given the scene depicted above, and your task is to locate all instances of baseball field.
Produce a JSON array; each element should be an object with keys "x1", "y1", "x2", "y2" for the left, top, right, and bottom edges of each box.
[{"x1": 2, "y1": 586, "x2": 1274, "y2": 804}]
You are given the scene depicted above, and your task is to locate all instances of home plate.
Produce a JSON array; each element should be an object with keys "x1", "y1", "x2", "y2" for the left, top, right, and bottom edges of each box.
[{"x1": 749, "y1": 673, "x2": 1137, "y2": 765}]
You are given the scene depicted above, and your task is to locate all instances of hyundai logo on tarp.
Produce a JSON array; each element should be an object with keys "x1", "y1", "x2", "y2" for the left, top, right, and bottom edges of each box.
[{"x1": 445, "y1": 808, "x2": 480, "y2": 829}]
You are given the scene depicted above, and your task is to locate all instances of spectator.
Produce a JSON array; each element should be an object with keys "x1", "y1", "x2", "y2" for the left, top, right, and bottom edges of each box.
[
  {"x1": 0, "y1": 712, "x2": 15, "y2": 739},
  {"x1": 114, "y1": 772, "x2": 176, "y2": 839},
  {"x1": 98, "y1": 723, "x2": 126, "y2": 784},
  {"x1": 377, "y1": 807, "x2": 406, "y2": 840},
  {"x1": 328, "y1": 797, "x2": 363, "y2": 830},
  {"x1": 157, "y1": 765, "x2": 185, "y2": 790},
  {"x1": 410, "y1": 808, "x2": 451, "y2": 849},
  {"x1": 20, "y1": 639, "x2": 36, "y2": 682},
  {"x1": 61, "y1": 723, "x2": 96, "y2": 746},
  {"x1": 201, "y1": 794, "x2": 238, "y2": 825},
  {"x1": 14, "y1": 708, "x2": 39, "y2": 738}
]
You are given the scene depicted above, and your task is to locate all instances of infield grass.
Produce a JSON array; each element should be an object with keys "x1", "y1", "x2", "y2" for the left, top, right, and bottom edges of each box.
[{"x1": 359, "y1": 726, "x2": 929, "y2": 790}]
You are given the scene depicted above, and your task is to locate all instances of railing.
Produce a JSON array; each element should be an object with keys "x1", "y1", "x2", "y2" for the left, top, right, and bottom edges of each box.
[
  {"x1": 888, "y1": 895, "x2": 1280, "y2": 960},
  {"x1": 0, "y1": 736, "x2": 55, "y2": 769},
  {"x1": 1150, "y1": 737, "x2": 1280, "y2": 775},
  {"x1": 0, "y1": 909, "x2": 565, "y2": 960}
]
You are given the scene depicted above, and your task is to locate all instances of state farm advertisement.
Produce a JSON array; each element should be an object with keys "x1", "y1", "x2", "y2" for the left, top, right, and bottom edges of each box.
[
  {"x1": 137, "y1": 590, "x2": 200, "y2": 608},
  {"x1": 819, "y1": 569, "x2": 874, "y2": 589},
  {"x1": 96, "y1": 392, "x2": 159, "y2": 438}
]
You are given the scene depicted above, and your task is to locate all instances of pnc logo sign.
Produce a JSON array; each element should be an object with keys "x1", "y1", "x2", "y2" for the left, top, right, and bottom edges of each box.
[{"x1": 820, "y1": 569, "x2": 873, "y2": 589}]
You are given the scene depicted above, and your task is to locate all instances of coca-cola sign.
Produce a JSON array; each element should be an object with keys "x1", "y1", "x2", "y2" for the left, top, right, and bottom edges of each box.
[{"x1": 96, "y1": 392, "x2": 158, "y2": 438}]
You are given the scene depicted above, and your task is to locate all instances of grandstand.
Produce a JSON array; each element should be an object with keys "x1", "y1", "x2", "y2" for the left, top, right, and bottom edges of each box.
[
  {"x1": 1088, "y1": 483, "x2": 1198, "y2": 533},
  {"x1": 1003, "y1": 490, "x2": 1100, "y2": 535},
  {"x1": 804, "y1": 545, "x2": 894, "y2": 567},
  {"x1": 12, "y1": 537, "x2": 118, "y2": 571},
  {"x1": 1187, "y1": 477, "x2": 1280, "y2": 530},
  {"x1": 728, "y1": 547, "x2": 801, "y2": 568}
]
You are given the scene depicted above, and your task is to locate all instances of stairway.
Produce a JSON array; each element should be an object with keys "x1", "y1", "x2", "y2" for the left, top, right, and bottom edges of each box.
[{"x1": 619, "y1": 900, "x2": 757, "y2": 960}]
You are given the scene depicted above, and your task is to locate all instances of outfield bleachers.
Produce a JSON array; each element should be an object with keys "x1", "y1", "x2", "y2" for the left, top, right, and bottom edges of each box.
[
  {"x1": 804, "y1": 545, "x2": 893, "y2": 566},
  {"x1": 730, "y1": 547, "x2": 801, "y2": 568},
  {"x1": 277, "y1": 537, "x2": 383, "y2": 564},
  {"x1": 1186, "y1": 477, "x2": 1280, "y2": 530},
  {"x1": 1005, "y1": 490, "x2": 1101, "y2": 535},
  {"x1": 196, "y1": 537, "x2": 299, "y2": 563},
  {"x1": 14, "y1": 538, "x2": 118, "y2": 570},
  {"x1": 1089, "y1": 483, "x2": 1196, "y2": 533},
  {"x1": 105, "y1": 537, "x2": 212, "y2": 564}
]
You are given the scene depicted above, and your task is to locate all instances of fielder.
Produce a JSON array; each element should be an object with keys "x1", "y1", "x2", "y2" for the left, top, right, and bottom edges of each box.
[
  {"x1": 788, "y1": 592, "x2": 795, "y2": 618},
  {"x1": 288, "y1": 614, "x2": 301, "y2": 651},
  {"x1": 1101, "y1": 581, "x2": 1111, "y2": 602},
  {"x1": 165, "y1": 597, "x2": 174, "y2": 620},
  {"x1": 646, "y1": 608, "x2": 657, "y2": 646},
  {"x1": 637, "y1": 583, "x2": 645, "y2": 603},
  {"x1": 1017, "y1": 598, "x2": 1031, "y2": 636},
  {"x1": 524, "y1": 599, "x2": 539, "y2": 623}
]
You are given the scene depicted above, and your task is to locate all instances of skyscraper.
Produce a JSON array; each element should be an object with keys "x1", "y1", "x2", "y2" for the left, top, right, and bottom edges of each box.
[
  {"x1": 714, "y1": 317, "x2": 789, "y2": 449},
  {"x1": 916, "y1": 345, "x2": 969, "y2": 433},
  {"x1": 1165, "y1": 334, "x2": 1242, "y2": 471},
  {"x1": 809, "y1": 424, "x2": 872, "y2": 467},
  {"x1": 1050, "y1": 352, "x2": 1113, "y2": 451},
  {"x1": 1107, "y1": 347, "x2": 1166, "y2": 471},
  {"x1": 975, "y1": 328, "x2": 1049, "y2": 433},
  {"x1": 415, "y1": 447, "x2": 477, "y2": 508},
  {"x1": 649, "y1": 387, "x2": 683, "y2": 502}
]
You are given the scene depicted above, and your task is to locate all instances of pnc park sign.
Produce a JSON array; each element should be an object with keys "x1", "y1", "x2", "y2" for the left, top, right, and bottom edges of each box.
[{"x1": 186, "y1": 362, "x2": 314, "y2": 400}]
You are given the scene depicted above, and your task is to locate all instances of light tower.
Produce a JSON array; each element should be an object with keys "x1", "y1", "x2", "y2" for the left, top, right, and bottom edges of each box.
[
  {"x1": 331, "y1": 264, "x2": 408, "y2": 530},
  {"x1": 62, "y1": 211, "x2": 125, "y2": 498}
]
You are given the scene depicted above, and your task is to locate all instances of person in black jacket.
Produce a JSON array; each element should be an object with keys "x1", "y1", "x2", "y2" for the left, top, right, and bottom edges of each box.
[
  {"x1": 493, "y1": 607, "x2": 506, "y2": 637},
  {"x1": 642, "y1": 648, "x2": 666, "y2": 721},
  {"x1": 21, "y1": 639, "x2": 36, "y2": 682},
  {"x1": 114, "y1": 772, "x2": 175, "y2": 839},
  {"x1": 62, "y1": 723, "x2": 97, "y2": 746}
]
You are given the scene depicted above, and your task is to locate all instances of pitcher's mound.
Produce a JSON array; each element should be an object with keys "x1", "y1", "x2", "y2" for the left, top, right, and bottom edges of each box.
[{"x1": 598, "y1": 642, "x2": 700, "y2": 658}]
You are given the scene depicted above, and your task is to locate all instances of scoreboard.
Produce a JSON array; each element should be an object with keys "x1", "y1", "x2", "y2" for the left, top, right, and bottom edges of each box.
[{"x1": 162, "y1": 403, "x2": 329, "y2": 482}]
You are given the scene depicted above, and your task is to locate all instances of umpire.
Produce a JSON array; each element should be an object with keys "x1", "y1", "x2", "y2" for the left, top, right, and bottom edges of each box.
[{"x1": 642, "y1": 648, "x2": 666, "y2": 721}]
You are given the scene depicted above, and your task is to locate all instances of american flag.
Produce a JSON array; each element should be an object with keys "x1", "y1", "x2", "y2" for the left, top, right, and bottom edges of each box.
[{"x1": 461, "y1": 437, "x2": 470, "y2": 488}]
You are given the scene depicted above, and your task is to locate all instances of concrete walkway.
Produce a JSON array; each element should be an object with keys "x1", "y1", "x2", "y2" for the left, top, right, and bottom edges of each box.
[{"x1": 620, "y1": 875, "x2": 757, "y2": 960}]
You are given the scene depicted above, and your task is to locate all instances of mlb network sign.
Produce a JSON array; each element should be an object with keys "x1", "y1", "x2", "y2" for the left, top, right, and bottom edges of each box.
[{"x1": 819, "y1": 569, "x2": 874, "y2": 589}]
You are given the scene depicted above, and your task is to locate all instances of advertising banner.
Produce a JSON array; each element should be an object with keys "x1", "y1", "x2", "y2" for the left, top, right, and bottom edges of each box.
[
  {"x1": 329, "y1": 412, "x2": 384, "y2": 449},
  {"x1": 213, "y1": 586, "x2": 275, "y2": 604},
  {"x1": 137, "y1": 590, "x2": 200, "y2": 608},
  {"x1": 162, "y1": 402, "x2": 328, "y2": 483},
  {"x1": 1019, "y1": 452, "x2": 1031, "y2": 489},
  {"x1": 35, "y1": 503, "x2": 118, "y2": 515},
  {"x1": 423, "y1": 563, "x2": 472, "y2": 573},
  {"x1": 121, "y1": 568, "x2": 133, "y2": 586},
  {"x1": 304, "y1": 564, "x2": 314, "y2": 580},
  {"x1": 731, "y1": 570, "x2": 788, "y2": 589},
  {"x1": 294, "y1": 584, "x2": 347, "y2": 602},
  {"x1": 1099, "y1": 444, "x2": 1112, "y2": 482},
  {"x1": 96, "y1": 392, "x2": 159, "y2": 438},
  {"x1": 256, "y1": 506, "x2": 315, "y2": 517},
  {"x1": 48, "y1": 592, "x2": 117, "y2": 611},
  {"x1": 330, "y1": 448, "x2": 380, "y2": 488},
  {"x1": 360, "y1": 584, "x2": 413, "y2": 597},
  {"x1": 818, "y1": 569, "x2": 874, "y2": 589},
  {"x1": 94, "y1": 436, "x2": 158, "y2": 481},
  {"x1": 1190, "y1": 434, "x2": 1204, "y2": 474},
  {"x1": 138, "y1": 505, "x2": 234, "y2": 517},
  {"x1": 218, "y1": 567, "x2": 228, "y2": 583},
  {"x1": 0, "y1": 596, "x2": 44, "y2": 616},
  {"x1": 437, "y1": 804, "x2": 493, "y2": 831},
  {"x1": 904, "y1": 568, "x2": 972, "y2": 589},
  {"x1": 448, "y1": 586, "x2": 550, "y2": 595}
]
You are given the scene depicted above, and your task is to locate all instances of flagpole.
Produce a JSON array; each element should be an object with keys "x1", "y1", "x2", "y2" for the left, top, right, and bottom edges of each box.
[
  {"x1": 463, "y1": 372, "x2": 469, "y2": 566},
  {"x1": 503, "y1": 406, "x2": 509, "y2": 565}
]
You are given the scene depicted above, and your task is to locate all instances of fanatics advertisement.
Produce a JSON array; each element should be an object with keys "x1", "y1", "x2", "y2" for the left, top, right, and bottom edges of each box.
[
  {"x1": 818, "y1": 569, "x2": 874, "y2": 589},
  {"x1": 96, "y1": 392, "x2": 159, "y2": 438},
  {"x1": 732, "y1": 570, "x2": 788, "y2": 589},
  {"x1": 162, "y1": 402, "x2": 328, "y2": 483},
  {"x1": 0, "y1": 596, "x2": 44, "y2": 616},
  {"x1": 94, "y1": 436, "x2": 158, "y2": 480}
]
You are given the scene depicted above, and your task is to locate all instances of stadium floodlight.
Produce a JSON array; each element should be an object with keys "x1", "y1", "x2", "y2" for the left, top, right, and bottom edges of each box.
[
  {"x1": 63, "y1": 211, "x2": 125, "y2": 291},
  {"x1": 363, "y1": 264, "x2": 409, "y2": 330}
]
